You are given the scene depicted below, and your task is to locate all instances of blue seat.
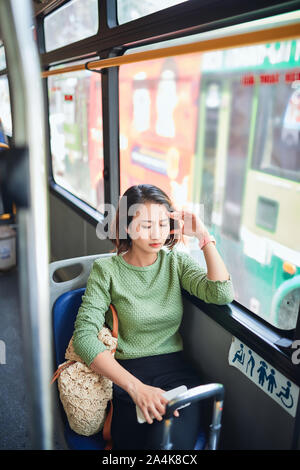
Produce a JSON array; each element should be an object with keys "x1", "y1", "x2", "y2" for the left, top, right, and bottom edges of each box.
[
  {"x1": 52, "y1": 287, "x2": 106, "y2": 450},
  {"x1": 52, "y1": 288, "x2": 206, "y2": 450}
]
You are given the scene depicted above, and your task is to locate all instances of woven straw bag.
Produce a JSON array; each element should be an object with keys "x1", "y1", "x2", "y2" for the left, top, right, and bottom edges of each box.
[{"x1": 51, "y1": 304, "x2": 118, "y2": 446}]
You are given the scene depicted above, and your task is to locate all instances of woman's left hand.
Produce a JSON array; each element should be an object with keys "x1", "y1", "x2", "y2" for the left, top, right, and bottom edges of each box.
[{"x1": 168, "y1": 210, "x2": 208, "y2": 240}]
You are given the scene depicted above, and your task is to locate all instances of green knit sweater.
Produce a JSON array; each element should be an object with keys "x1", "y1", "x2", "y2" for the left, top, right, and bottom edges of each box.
[{"x1": 73, "y1": 248, "x2": 234, "y2": 366}]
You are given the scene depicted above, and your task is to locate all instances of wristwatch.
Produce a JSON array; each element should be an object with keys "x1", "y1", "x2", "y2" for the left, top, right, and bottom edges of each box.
[{"x1": 198, "y1": 233, "x2": 216, "y2": 250}]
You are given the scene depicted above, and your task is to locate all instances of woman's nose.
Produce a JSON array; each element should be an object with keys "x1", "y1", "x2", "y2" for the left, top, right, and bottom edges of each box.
[{"x1": 150, "y1": 224, "x2": 161, "y2": 239}]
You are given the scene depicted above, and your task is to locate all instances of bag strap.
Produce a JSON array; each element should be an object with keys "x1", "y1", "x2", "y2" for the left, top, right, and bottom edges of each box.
[
  {"x1": 50, "y1": 360, "x2": 76, "y2": 384},
  {"x1": 103, "y1": 399, "x2": 114, "y2": 450},
  {"x1": 109, "y1": 303, "x2": 118, "y2": 354},
  {"x1": 110, "y1": 303, "x2": 118, "y2": 338}
]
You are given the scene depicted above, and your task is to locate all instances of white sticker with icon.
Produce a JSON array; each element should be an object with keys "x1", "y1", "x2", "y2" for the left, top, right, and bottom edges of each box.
[{"x1": 229, "y1": 336, "x2": 299, "y2": 417}]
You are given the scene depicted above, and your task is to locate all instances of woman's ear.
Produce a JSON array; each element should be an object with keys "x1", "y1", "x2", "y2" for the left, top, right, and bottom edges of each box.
[{"x1": 125, "y1": 225, "x2": 133, "y2": 242}]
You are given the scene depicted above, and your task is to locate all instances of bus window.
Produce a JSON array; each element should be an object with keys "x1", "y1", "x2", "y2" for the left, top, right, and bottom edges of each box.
[
  {"x1": 197, "y1": 39, "x2": 300, "y2": 330},
  {"x1": 0, "y1": 75, "x2": 12, "y2": 137},
  {"x1": 222, "y1": 79, "x2": 254, "y2": 240},
  {"x1": 119, "y1": 53, "x2": 202, "y2": 214},
  {"x1": 48, "y1": 68, "x2": 104, "y2": 212},
  {"x1": 252, "y1": 78, "x2": 300, "y2": 180},
  {"x1": 44, "y1": 0, "x2": 98, "y2": 52},
  {"x1": 237, "y1": 41, "x2": 299, "y2": 329},
  {"x1": 132, "y1": 72, "x2": 151, "y2": 133},
  {"x1": 200, "y1": 79, "x2": 222, "y2": 228},
  {"x1": 119, "y1": 38, "x2": 300, "y2": 330},
  {"x1": 155, "y1": 61, "x2": 178, "y2": 138},
  {"x1": 0, "y1": 44, "x2": 6, "y2": 70},
  {"x1": 117, "y1": 0, "x2": 189, "y2": 25}
]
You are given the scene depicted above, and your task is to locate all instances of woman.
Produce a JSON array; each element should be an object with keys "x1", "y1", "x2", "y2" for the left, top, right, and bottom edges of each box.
[{"x1": 73, "y1": 184, "x2": 234, "y2": 450}]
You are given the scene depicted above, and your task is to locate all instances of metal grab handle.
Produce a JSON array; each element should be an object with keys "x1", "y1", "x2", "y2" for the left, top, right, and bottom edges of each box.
[{"x1": 162, "y1": 383, "x2": 224, "y2": 450}]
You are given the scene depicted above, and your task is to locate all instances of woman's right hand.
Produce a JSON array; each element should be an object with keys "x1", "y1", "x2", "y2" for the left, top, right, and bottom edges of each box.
[{"x1": 127, "y1": 381, "x2": 180, "y2": 424}]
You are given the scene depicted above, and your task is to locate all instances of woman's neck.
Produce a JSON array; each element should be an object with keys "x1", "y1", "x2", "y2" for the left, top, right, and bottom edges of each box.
[{"x1": 122, "y1": 248, "x2": 158, "y2": 267}]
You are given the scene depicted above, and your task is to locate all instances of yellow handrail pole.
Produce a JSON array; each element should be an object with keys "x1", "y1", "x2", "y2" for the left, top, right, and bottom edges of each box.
[{"x1": 42, "y1": 22, "x2": 299, "y2": 78}]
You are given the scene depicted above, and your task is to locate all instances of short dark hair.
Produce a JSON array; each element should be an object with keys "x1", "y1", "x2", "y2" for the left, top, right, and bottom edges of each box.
[{"x1": 110, "y1": 184, "x2": 179, "y2": 255}]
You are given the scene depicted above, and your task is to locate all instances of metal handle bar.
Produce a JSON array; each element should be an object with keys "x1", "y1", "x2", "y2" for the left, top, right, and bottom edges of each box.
[
  {"x1": 161, "y1": 383, "x2": 224, "y2": 450},
  {"x1": 164, "y1": 383, "x2": 224, "y2": 419}
]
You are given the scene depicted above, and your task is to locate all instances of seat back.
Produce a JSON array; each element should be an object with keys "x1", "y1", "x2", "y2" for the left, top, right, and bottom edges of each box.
[
  {"x1": 49, "y1": 252, "x2": 115, "y2": 311},
  {"x1": 53, "y1": 288, "x2": 85, "y2": 367},
  {"x1": 50, "y1": 252, "x2": 115, "y2": 366}
]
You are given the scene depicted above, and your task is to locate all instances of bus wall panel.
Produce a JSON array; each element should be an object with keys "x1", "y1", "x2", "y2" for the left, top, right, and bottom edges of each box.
[
  {"x1": 49, "y1": 193, "x2": 114, "y2": 262},
  {"x1": 85, "y1": 218, "x2": 115, "y2": 256},
  {"x1": 180, "y1": 297, "x2": 294, "y2": 450},
  {"x1": 49, "y1": 193, "x2": 85, "y2": 262}
]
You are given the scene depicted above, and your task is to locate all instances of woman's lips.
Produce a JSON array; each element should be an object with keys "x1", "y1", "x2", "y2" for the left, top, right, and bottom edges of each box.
[{"x1": 149, "y1": 243, "x2": 161, "y2": 247}]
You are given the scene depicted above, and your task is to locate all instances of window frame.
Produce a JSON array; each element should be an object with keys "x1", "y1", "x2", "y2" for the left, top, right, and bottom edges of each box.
[{"x1": 37, "y1": 0, "x2": 300, "y2": 385}]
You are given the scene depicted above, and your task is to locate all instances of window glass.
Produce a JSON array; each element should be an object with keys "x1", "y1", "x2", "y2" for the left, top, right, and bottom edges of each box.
[
  {"x1": 0, "y1": 75, "x2": 12, "y2": 137},
  {"x1": 200, "y1": 79, "x2": 222, "y2": 228},
  {"x1": 119, "y1": 38, "x2": 300, "y2": 330},
  {"x1": 0, "y1": 45, "x2": 6, "y2": 70},
  {"x1": 117, "y1": 0, "x2": 189, "y2": 24},
  {"x1": 252, "y1": 78, "x2": 300, "y2": 181},
  {"x1": 48, "y1": 65, "x2": 104, "y2": 211},
  {"x1": 44, "y1": 0, "x2": 98, "y2": 52}
]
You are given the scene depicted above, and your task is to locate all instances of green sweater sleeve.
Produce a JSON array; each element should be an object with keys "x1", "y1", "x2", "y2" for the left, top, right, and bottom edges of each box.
[
  {"x1": 177, "y1": 251, "x2": 234, "y2": 305},
  {"x1": 73, "y1": 260, "x2": 111, "y2": 366}
]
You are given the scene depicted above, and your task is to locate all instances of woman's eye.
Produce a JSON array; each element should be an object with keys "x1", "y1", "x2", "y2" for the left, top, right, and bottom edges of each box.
[{"x1": 141, "y1": 224, "x2": 168, "y2": 229}]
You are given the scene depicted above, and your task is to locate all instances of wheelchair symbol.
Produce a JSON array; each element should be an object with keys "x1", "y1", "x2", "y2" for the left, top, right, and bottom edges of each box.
[
  {"x1": 232, "y1": 343, "x2": 245, "y2": 365},
  {"x1": 276, "y1": 381, "x2": 294, "y2": 409}
]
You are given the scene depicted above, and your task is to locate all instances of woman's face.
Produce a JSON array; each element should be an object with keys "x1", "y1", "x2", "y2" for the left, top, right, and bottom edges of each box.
[{"x1": 127, "y1": 202, "x2": 171, "y2": 253}]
